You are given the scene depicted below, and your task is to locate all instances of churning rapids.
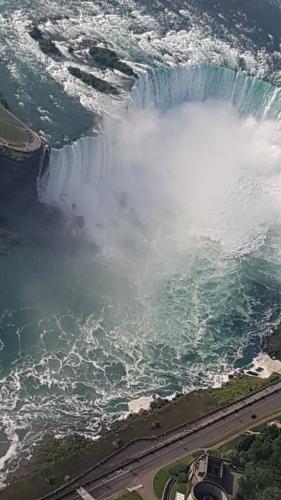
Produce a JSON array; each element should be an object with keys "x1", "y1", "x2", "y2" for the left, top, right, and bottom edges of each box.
[{"x1": 2, "y1": 0, "x2": 281, "y2": 481}]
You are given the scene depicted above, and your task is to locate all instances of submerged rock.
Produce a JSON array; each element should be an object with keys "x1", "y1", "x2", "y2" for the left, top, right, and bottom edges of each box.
[
  {"x1": 68, "y1": 66, "x2": 119, "y2": 95},
  {"x1": 89, "y1": 46, "x2": 137, "y2": 78},
  {"x1": 30, "y1": 25, "x2": 62, "y2": 59}
]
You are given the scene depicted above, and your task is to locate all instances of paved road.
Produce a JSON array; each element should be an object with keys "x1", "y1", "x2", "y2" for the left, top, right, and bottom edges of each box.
[
  {"x1": 45, "y1": 382, "x2": 281, "y2": 500},
  {"x1": 163, "y1": 478, "x2": 176, "y2": 500}
]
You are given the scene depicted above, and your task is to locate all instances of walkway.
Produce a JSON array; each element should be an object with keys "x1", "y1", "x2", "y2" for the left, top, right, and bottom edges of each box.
[
  {"x1": 0, "y1": 105, "x2": 41, "y2": 152},
  {"x1": 43, "y1": 380, "x2": 281, "y2": 500}
]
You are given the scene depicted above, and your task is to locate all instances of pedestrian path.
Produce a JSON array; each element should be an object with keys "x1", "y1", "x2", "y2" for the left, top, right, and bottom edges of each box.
[{"x1": 77, "y1": 486, "x2": 95, "y2": 500}]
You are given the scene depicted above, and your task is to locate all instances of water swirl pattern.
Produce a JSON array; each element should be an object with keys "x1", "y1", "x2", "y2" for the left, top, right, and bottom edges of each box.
[{"x1": 1, "y1": 0, "x2": 281, "y2": 479}]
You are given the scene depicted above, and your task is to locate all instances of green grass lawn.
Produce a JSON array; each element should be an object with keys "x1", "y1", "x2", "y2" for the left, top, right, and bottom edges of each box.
[
  {"x1": 172, "y1": 482, "x2": 188, "y2": 499},
  {"x1": 153, "y1": 454, "x2": 193, "y2": 499},
  {"x1": 154, "y1": 467, "x2": 171, "y2": 499},
  {"x1": 117, "y1": 492, "x2": 143, "y2": 500},
  {"x1": 2, "y1": 373, "x2": 280, "y2": 500},
  {"x1": 208, "y1": 437, "x2": 241, "y2": 458},
  {"x1": 0, "y1": 122, "x2": 27, "y2": 144},
  {"x1": 208, "y1": 373, "x2": 280, "y2": 406},
  {"x1": 0, "y1": 104, "x2": 30, "y2": 146}
]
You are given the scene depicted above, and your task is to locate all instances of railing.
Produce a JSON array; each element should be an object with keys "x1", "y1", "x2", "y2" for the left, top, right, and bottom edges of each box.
[{"x1": 41, "y1": 378, "x2": 281, "y2": 499}]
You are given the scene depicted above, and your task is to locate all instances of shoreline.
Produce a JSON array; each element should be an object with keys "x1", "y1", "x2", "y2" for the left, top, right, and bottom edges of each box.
[
  {"x1": 262, "y1": 324, "x2": 281, "y2": 361},
  {"x1": 0, "y1": 345, "x2": 278, "y2": 487},
  {"x1": 1, "y1": 366, "x2": 280, "y2": 500},
  {"x1": 127, "y1": 348, "x2": 281, "y2": 416}
]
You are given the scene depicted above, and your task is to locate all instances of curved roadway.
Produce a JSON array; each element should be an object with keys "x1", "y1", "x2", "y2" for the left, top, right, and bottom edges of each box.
[{"x1": 43, "y1": 381, "x2": 281, "y2": 500}]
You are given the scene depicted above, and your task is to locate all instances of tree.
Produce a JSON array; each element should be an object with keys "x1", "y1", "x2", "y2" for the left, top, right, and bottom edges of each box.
[
  {"x1": 168, "y1": 464, "x2": 187, "y2": 477},
  {"x1": 256, "y1": 486, "x2": 281, "y2": 500}
]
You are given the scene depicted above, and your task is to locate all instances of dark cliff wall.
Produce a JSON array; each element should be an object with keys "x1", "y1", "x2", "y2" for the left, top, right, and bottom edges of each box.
[{"x1": 0, "y1": 147, "x2": 45, "y2": 202}]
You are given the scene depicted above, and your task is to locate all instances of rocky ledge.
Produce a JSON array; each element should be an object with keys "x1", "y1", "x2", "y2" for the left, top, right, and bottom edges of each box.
[
  {"x1": 263, "y1": 325, "x2": 281, "y2": 361},
  {"x1": 0, "y1": 146, "x2": 45, "y2": 202}
]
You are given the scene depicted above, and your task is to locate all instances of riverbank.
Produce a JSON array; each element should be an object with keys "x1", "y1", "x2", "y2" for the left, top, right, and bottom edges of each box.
[
  {"x1": 263, "y1": 325, "x2": 281, "y2": 361},
  {"x1": 0, "y1": 372, "x2": 279, "y2": 500},
  {"x1": 0, "y1": 104, "x2": 41, "y2": 152}
]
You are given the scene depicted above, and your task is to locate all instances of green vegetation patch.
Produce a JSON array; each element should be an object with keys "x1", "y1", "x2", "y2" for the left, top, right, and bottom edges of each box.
[
  {"x1": 209, "y1": 373, "x2": 280, "y2": 406},
  {"x1": 175, "y1": 482, "x2": 188, "y2": 495},
  {"x1": 2, "y1": 374, "x2": 279, "y2": 500},
  {"x1": 0, "y1": 122, "x2": 27, "y2": 144},
  {"x1": 209, "y1": 436, "x2": 241, "y2": 459},
  {"x1": 0, "y1": 104, "x2": 30, "y2": 147},
  {"x1": 0, "y1": 146, "x2": 27, "y2": 161},
  {"x1": 153, "y1": 455, "x2": 192, "y2": 499},
  {"x1": 229, "y1": 425, "x2": 281, "y2": 499},
  {"x1": 153, "y1": 466, "x2": 171, "y2": 499},
  {"x1": 117, "y1": 491, "x2": 143, "y2": 500},
  {"x1": 207, "y1": 418, "x2": 281, "y2": 499}
]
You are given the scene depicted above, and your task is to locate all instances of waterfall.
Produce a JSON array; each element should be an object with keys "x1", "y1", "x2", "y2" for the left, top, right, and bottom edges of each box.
[
  {"x1": 39, "y1": 134, "x2": 113, "y2": 211},
  {"x1": 132, "y1": 65, "x2": 281, "y2": 118},
  {"x1": 38, "y1": 64, "x2": 281, "y2": 214}
]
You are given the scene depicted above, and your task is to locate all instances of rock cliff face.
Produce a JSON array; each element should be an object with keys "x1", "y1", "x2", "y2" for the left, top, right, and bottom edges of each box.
[
  {"x1": 0, "y1": 146, "x2": 45, "y2": 201},
  {"x1": 263, "y1": 326, "x2": 281, "y2": 361}
]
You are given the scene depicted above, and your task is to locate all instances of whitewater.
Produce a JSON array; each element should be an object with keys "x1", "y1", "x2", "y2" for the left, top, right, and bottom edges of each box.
[{"x1": 1, "y1": 0, "x2": 281, "y2": 480}]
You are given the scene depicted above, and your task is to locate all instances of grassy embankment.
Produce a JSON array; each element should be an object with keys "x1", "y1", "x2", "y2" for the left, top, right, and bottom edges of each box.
[
  {"x1": 0, "y1": 105, "x2": 31, "y2": 160},
  {"x1": 117, "y1": 492, "x2": 143, "y2": 500},
  {"x1": 153, "y1": 454, "x2": 195, "y2": 499},
  {"x1": 0, "y1": 122, "x2": 26, "y2": 143},
  {"x1": 209, "y1": 422, "x2": 281, "y2": 499},
  {"x1": 153, "y1": 376, "x2": 281, "y2": 500},
  {"x1": 0, "y1": 106, "x2": 28, "y2": 143},
  {"x1": 1, "y1": 373, "x2": 279, "y2": 500}
]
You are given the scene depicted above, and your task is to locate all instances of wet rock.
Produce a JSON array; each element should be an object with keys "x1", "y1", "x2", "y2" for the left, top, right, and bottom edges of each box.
[
  {"x1": 150, "y1": 396, "x2": 169, "y2": 410},
  {"x1": 45, "y1": 474, "x2": 56, "y2": 485},
  {"x1": 263, "y1": 325, "x2": 281, "y2": 361},
  {"x1": 89, "y1": 46, "x2": 137, "y2": 78},
  {"x1": 246, "y1": 370, "x2": 259, "y2": 377},
  {"x1": 30, "y1": 26, "x2": 43, "y2": 41},
  {"x1": 151, "y1": 421, "x2": 161, "y2": 430},
  {"x1": 68, "y1": 66, "x2": 119, "y2": 95},
  {"x1": 112, "y1": 438, "x2": 123, "y2": 450},
  {"x1": 30, "y1": 25, "x2": 62, "y2": 59}
]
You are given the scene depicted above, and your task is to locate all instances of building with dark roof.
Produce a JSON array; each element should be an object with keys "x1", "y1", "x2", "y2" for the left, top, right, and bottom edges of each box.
[{"x1": 188, "y1": 453, "x2": 235, "y2": 500}]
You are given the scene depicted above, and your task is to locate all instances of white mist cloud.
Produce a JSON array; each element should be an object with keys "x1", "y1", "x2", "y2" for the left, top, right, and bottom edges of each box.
[
  {"x1": 44, "y1": 98, "x2": 281, "y2": 277},
  {"x1": 81, "y1": 100, "x2": 281, "y2": 271}
]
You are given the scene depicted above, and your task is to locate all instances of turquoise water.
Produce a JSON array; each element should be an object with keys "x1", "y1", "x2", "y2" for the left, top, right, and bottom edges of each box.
[{"x1": 1, "y1": 0, "x2": 281, "y2": 479}]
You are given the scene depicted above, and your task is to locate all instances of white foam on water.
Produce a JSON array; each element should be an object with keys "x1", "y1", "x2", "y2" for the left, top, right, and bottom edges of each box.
[
  {"x1": 2, "y1": 0, "x2": 281, "y2": 481},
  {"x1": 128, "y1": 395, "x2": 154, "y2": 413},
  {"x1": 251, "y1": 353, "x2": 281, "y2": 379},
  {"x1": 0, "y1": 421, "x2": 19, "y2": 482},
  {"x1": 39, "y1": 67, "x2": 281, "y2": 266}
]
